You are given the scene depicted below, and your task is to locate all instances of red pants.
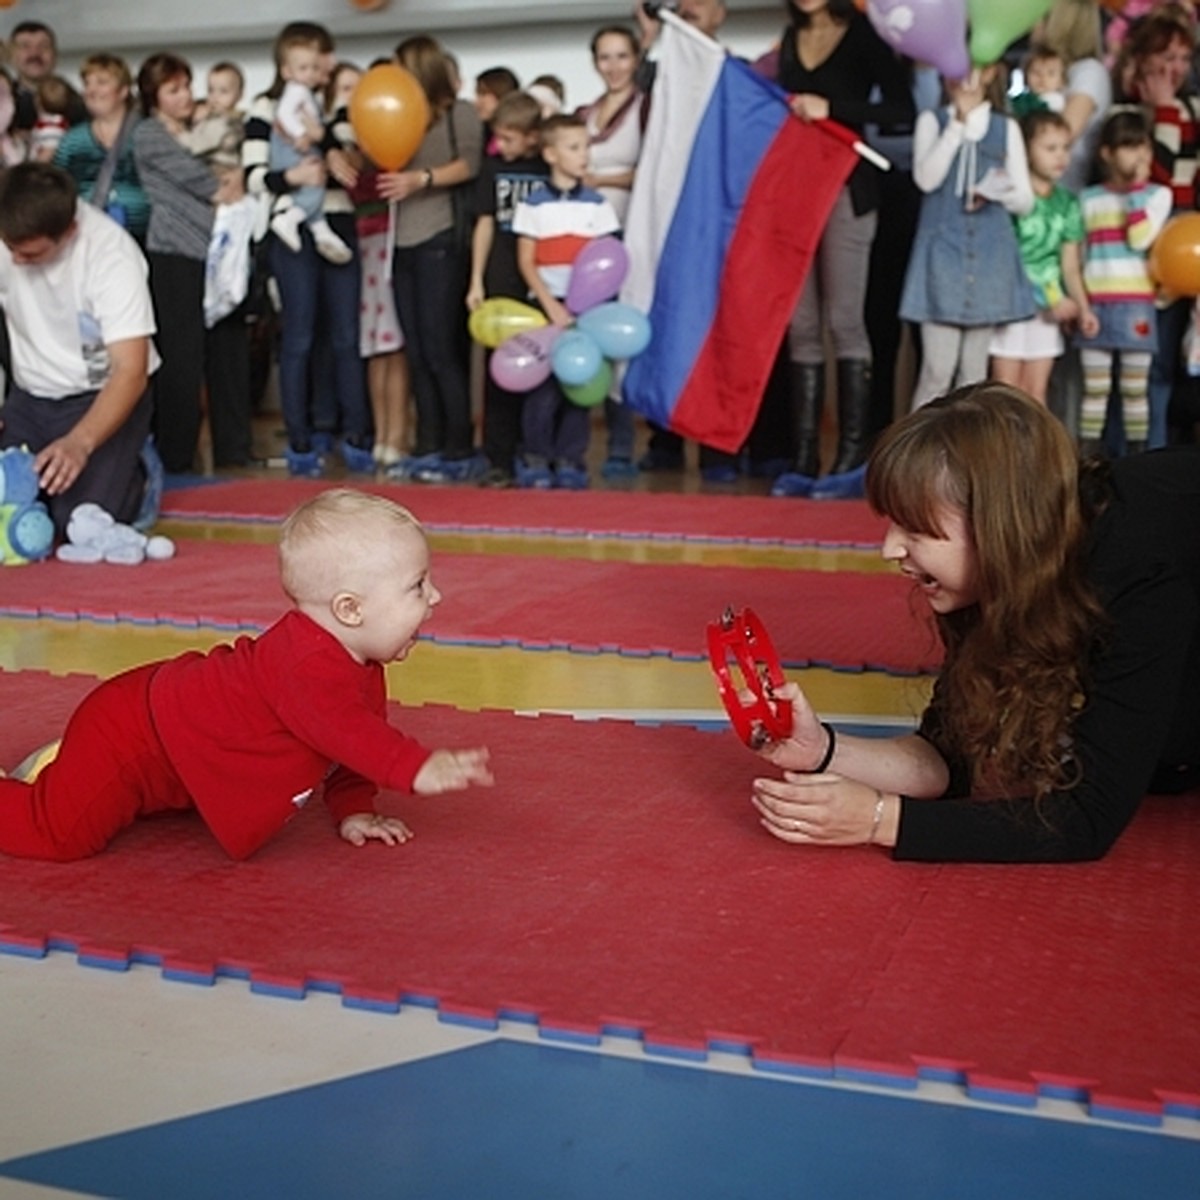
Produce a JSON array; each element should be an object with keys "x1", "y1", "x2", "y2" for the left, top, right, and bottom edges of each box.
[{"x1": 0, "y1": 663, "x2": 193, "y2": 861}]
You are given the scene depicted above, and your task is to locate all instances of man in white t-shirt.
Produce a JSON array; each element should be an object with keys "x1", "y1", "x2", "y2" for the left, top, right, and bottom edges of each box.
[{"x1": 0, "y1": 163, "x2": 159, "y2": 532}]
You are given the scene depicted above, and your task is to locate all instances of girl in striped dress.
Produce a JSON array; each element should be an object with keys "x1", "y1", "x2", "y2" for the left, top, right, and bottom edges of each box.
[{"x1": 1077, "y1": 109, "x2": 1172, "y2": 454}]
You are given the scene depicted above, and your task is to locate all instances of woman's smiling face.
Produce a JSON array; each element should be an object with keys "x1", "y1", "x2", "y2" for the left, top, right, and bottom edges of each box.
[{"x1": 881, "y1": 502, "x2": 981, "y2": 614}]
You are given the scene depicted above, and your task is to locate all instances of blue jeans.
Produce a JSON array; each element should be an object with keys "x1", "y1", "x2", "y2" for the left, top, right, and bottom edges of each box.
[
  {"x1": 391, "y1": 230, "x2": 473, "y2": 458},
  {"x1": 269, "y1": 226, "x2": 368, "y2": 452},
  {"x1": 1148, "y1": 298, "x2": 1188, "y2": 450},
  {"x1": 522, "y1": 376, "x2": 589, "y2": 467}
]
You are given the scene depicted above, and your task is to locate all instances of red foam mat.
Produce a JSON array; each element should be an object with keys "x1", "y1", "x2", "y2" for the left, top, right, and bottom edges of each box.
[
  {"x1": 0, "y1": 542, "x2": 940, "y2": 674},
  {"x1": 161, "y1": 479, "x2": 889, "y2": 547},
  {"x1": 1, "y1": 671, "x2": 1197, "y2": 1118}
]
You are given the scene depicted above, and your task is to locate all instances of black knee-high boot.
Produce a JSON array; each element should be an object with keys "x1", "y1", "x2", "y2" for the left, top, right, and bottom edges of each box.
[
  {"x1": 789, "y1": 362, "x2": 824, "y2": 478},
  {"x1": 830, "y1": 359, "x2": 872, "y2": 475}
]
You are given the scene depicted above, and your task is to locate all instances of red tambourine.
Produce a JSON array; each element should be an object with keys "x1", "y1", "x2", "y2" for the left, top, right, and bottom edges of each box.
[{"x1": 705, "y1": 606, "x2": 793, "y2": 749}]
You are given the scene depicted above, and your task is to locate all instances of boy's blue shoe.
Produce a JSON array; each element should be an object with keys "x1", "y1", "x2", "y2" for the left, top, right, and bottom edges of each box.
[
  {"x1": 515, "y1": 457, "x2": 554, "y2": 489},
  {"x1": 339, "y1": 440, "x2": 377, "y2": 475},
  {"x1": 600, "y1": 456, "x2": 638, "y2": 480},
  {"x1": 285, "y1": 447, "x2": 325, "y2": 478},
  {"x1": 810, "y1": 463, "x2": 867, "y2": 501},
  {"x1": 553, "y1": 463, "x2": 589, "y2": 490},
  {"x1": 770, "y1": 470, "x2": 817, "y2": 498},
  {"x1": 413, "y1": 453, "x2": 487, "y2": 484},
  {"x1": 132, "y1": 437, "x2": 165, "y2": 532}
]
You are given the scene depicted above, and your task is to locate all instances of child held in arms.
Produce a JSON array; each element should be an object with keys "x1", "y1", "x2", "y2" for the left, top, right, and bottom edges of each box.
[{"x1": 0, "y1": 490, "x2": 493, "y2": 861}]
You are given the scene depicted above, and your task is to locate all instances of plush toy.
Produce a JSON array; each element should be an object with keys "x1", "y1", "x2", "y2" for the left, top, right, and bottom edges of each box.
[
  {"x1": 0, "y1": 446, "x2": 53, "y2": 566},
  {"x1": 56, "y1": 502, "x2": 176, "y2": 566}
]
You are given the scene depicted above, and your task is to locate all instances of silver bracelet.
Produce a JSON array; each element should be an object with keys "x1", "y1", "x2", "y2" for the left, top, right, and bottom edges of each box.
[{"x1": 869, "y1": 792, "x2": 885, "y2": 845}]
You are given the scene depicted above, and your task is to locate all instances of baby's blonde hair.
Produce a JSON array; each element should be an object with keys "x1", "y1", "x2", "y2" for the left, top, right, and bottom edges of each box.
[{"x1": 279, "y1": 489, "x2": 422, "y2": 605}]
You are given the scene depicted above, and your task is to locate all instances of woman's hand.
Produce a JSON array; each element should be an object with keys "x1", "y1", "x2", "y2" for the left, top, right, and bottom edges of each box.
[
  {"x1": 376, "y1": 170, "x2": 424, "y2": 202},
  {"x1": 751, "y1": 773, "x2": 898, "y2": 847},
  {"x1": 285, "y1": 157, "x2": 326, "y2": 189},
  {"x1": 788, "y1": 93, "x2": 830, "y2": 123},
  {"x1": 754, "y1": 682, "x2": 830, "y2": 772},
  {"x1": 326, "y1": 147, "x2": 361, "y2": 191}
]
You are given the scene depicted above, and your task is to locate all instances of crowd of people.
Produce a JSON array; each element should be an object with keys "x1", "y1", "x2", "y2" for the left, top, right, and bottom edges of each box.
[{"x1": 1, "y1": 2, "x2": 1200, "y2": 508}]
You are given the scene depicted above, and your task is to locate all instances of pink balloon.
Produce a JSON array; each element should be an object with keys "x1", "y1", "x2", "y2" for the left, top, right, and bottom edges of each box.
[
  {"x1": 566, "y1": 236, "x2": 630, "y2": 315},
  {"x1": 866, "y1": 0, "x2": 970, "y2": 81},
  {"x1": 489, "y1": 325, "x2": 561, "y2": 393}
]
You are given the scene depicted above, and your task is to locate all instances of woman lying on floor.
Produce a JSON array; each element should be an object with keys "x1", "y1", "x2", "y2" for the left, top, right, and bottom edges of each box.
[{"x1": 750, "y1": 383, "x2": 1200, "y2": 862}]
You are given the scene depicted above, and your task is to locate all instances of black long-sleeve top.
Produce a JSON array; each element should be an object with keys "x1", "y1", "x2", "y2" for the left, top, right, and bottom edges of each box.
[
  {"x1": 896, "y1": 449, "x2": 1200, "y2": 863},
  {"x1": 767, "y1": 13, "x2": 914, "y2": 216}
]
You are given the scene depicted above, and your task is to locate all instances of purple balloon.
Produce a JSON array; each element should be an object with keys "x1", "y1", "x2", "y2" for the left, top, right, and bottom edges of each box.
[
  {"x1": 866, "y1": 0, "x2": 969, "y2": 81},
  {"x1": 566, "y1": 236, "x2": 630, "y2": 315},
  {"x1": 489, "y1": 325, "x2": 560, "y2": 393}
]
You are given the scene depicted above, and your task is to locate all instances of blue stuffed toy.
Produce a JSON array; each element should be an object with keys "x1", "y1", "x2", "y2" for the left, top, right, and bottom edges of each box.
[{"x1": 0, "y1": 446, "x2": 54, "y2": 565}]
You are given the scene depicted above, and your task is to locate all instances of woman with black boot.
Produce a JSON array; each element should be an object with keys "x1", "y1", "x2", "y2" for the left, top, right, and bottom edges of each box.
[{"x1": 754, "y1": 0, "x2": 912, "y2": 498}]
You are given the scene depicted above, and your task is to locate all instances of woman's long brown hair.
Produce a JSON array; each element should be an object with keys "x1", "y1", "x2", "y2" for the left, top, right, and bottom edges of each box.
[{"x1": 866, "y1": 384, "x2": 1106, "y2": 801}]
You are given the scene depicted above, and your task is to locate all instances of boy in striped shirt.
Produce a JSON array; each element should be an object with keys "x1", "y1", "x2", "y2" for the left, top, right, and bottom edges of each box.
[{"x1": 512, "y1": 114, "x2": 620, "y2": 488}]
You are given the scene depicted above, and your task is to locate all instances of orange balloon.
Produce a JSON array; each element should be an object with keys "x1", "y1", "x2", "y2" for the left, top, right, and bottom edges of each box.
[
  {"x1": 1149, "y1": 213, "x2": 1200, "y2": 297},
  {"x1": 348, "y1": 64, "x2": 429, "y2": 172}
]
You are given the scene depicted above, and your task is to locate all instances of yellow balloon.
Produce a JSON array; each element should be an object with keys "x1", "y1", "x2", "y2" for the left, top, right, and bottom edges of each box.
[
  {"x1": 348, "y1": 64, "x2": 429, "y2": 171},
  {"x1": 468, "y1": 297, "x2": 548, "y2": 349}
]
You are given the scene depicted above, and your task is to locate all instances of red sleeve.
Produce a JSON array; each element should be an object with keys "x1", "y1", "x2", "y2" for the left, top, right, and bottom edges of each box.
[{"x1": 268, "y1": 630, "x2": 432, "y2": 818}]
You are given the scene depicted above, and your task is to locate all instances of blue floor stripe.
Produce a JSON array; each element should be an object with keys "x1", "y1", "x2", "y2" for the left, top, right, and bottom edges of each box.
[{"x1": 2, "y1": 1040, "x2": 1196, "y2": 1200}]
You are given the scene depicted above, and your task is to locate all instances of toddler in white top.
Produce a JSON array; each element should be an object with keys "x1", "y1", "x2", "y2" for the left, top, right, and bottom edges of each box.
[{"x1": 268, "y1": 37, "x2": 351, "y2": 264}]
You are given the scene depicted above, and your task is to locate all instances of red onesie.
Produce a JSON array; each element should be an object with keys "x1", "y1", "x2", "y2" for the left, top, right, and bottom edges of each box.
[{"x1": 0, "y1": 611, "x2": 432, "y2": 861}]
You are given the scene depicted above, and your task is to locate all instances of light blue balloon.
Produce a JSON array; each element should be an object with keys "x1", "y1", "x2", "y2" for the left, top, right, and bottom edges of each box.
[
  {"x1": 576, "y1": 302, "x2": 652, "y2": 360},
  {"x1": 551, "y1": 329, "x2": 603, "y2": 388}
]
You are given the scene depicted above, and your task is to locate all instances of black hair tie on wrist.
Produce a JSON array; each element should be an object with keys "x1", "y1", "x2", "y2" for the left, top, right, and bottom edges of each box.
[{"x1": 806, "y1": 722, "x2": 836, "y2": 774}]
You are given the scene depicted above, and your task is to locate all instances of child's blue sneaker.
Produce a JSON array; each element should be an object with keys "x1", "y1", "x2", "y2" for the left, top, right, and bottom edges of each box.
[
  {"x1": 285, "y1": 447, "x2": 325, "y2": 478},
  {"x1": 340, "y1": 440, "x2": 377, "y2": 475},
  {"x1": 132, "y1": 437, "x2": 165, "y2": 532},
  {"x1": 770, "y1": 470, "x2": 817, "y2": 498},
  {"x1": 554, "y1": 463, "x2": 589, "y2": 490},
  {"x1": 515, "y1": 457, "x2": 554, "y2": 489}
]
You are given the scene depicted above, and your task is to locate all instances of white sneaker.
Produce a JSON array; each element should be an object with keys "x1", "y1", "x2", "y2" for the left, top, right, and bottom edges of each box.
[
  {"x1": 313, "y1": 226, "x2": 353, "y2": 265},
  {"x1": 270, "y1": 207, "x2": 303, "y2": 253}
]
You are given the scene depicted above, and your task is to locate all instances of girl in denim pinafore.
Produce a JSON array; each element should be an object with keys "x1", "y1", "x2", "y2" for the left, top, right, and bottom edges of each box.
[{"x1": 900, "y1": 69, "x2": 1037, "y2": 408}]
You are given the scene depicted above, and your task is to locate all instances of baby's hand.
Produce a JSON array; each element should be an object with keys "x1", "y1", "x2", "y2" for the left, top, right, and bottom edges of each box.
[
  {"x1": 339, "y1": 812, "x2": 413, "y2": 847},
  {"x1": 413, "y1": 747, "x2": 494, "y2": 795}
]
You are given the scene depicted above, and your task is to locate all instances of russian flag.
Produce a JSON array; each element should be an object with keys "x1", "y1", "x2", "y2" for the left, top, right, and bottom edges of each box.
[{"x1": 621, "y1": 13, "x2": 860, "y2": 454}]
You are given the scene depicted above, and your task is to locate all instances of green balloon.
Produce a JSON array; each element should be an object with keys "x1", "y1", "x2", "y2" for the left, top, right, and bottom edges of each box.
[
  {"x1": 562, "y1": 359, "x2": 613, "y2": 408},
  {"x1": 967, "y1": 0, "x2": 1051, "y2": 65}
]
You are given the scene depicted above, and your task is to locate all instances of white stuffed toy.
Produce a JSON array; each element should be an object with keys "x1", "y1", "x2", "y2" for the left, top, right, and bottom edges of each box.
[{"x1": 56, "y1": 503, "x2": 176, "y2": 566}]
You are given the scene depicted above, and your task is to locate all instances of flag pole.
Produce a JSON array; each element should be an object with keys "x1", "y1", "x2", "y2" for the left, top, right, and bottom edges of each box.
[{"x1": 651, "y1": 5, "x2": 891, "y2": 172}]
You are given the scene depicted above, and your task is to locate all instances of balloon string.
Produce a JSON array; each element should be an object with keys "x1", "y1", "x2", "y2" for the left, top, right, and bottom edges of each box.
[{"x1": 386, "y1": 199, "x2": 397, "y2": 284}]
